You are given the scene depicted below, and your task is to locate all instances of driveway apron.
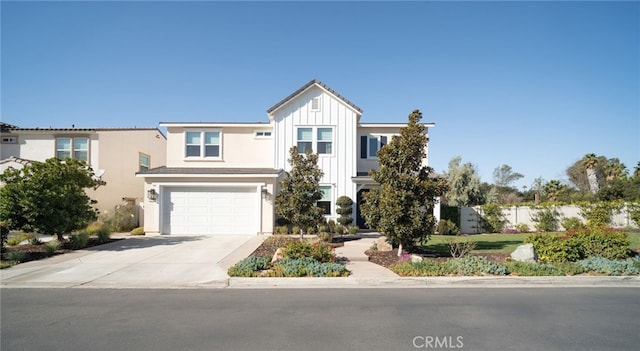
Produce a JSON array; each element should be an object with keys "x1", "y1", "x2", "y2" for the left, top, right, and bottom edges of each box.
[{"x1": 0, "y1": 235, "x2": 253, "y2": 289}]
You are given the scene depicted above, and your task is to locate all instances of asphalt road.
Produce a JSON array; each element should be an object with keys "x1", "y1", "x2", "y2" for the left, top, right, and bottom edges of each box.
[{"x1": 1, "y1": 288, "x2": 638, "y2": 351}]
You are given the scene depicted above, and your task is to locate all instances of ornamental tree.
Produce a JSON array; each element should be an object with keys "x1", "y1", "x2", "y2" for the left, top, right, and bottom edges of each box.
[
  {"x1": 360, "y1": 110, "x2": 447, "y2": 255},
  {"x1": 275, "y1": 146, "x2": 325, "y2": 237},
  {"x1": 0, "y1": 158, "x2": 102, "y2": 241}
]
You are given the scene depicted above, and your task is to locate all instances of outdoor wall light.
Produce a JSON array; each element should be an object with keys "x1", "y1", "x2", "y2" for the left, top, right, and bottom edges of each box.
[
  {"x1": 261, "y1": 188, "x2": 268, "y2": 199},
  {"x1": 147, "y1": 189, "x2": 158, "y2": 201}
]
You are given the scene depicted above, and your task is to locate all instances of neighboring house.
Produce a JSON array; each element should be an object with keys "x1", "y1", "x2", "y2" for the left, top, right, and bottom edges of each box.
[
  {"x1": 0, "y1": 122, "x2": 167, "y2": 224},
  {"x1": 137, "y1": 79, "x2": 436, "y2": 235}
]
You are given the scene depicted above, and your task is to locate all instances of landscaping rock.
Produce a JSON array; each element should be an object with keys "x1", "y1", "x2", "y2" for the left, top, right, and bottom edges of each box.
[
  {"x1": 410, "y1": 254, "x2": 423, "y2": 263},
  {"x1": 510, "y1": 243, "x2": 537, "y2": 263},
  {"x1": 375, "y1": 237, "x2": 393, "y2": 252},
  {"x1": 271, "y1": 247, "x2": 284, "y2": 263}
]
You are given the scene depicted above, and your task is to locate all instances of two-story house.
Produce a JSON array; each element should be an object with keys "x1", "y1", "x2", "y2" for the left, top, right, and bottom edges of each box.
[
  {"x1": 0, "y1": 123, "x2": 167, "y2": 224},
  {"x1": 137, "y1": 79, "x2": 436, "y2": 235}
]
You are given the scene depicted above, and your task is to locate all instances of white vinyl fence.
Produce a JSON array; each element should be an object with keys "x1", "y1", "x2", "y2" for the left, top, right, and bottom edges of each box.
[{"x1": 458, "y1": 205, "x2": 638, "y2": 234}]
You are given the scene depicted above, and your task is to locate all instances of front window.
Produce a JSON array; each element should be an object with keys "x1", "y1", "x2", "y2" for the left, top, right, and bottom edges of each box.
[
  {"x1": 296, "y1": 127, "x2": 334, "y2": 155},
  {"x1": 368, "y1": 135, "x2": 387, "y2": 159},
  {"x1": 317, "y1": 185, "x2": 332, "y2": 215},
  {"x1": 297, "y1": 128, "x2": 313, "y2": 153},
  {"x1": 185, "y1": 131, "x2": 221, "y2": 158},
  {"x1": 317, "y1": 128, "x2": 332, "y2": 154},
  {"x1": 139, "y1": 153, "x2": 150, "y2": 172},
  {"x1": 56, "y1": 137, "x2": 89, "y2": 162}
]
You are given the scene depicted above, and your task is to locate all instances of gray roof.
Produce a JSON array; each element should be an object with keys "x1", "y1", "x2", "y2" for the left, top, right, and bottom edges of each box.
[
  {"x1": 138, "y1": 166, "x2": 283, "y2": 176},
  {"x1": 267, "y1": 79, "x2": 363, "y2": 114},
  {"x1": 1, "y1": 124, "x2": 160, "y2": 133}
]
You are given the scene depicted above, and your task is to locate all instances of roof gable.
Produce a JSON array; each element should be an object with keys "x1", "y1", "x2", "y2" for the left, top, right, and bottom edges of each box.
[{"x1": 267, "y1": 79, "x2": 363, "y2": 117}]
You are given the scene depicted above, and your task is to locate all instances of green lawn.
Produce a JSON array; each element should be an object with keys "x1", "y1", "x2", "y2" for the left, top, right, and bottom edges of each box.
[{"x1": 423, "y1": 232, "x2": 640, "y2": 255}]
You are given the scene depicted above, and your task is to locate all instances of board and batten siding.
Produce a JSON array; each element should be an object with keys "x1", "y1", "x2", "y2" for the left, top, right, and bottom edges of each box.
[{"x1": 272, "y1": 86, "x2": 359, "y2": 215}]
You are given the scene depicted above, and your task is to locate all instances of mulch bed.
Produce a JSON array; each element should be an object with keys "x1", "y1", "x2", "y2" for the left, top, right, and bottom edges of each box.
[
  {"x1": 2, "y1": 238, "x2": 122, "y2": 265},
  {"x1": 249, "y1": 236, "x2": 346, "y2": 258}
]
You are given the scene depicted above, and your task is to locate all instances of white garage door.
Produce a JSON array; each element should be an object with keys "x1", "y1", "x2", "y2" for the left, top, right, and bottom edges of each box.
[{"x1": 162, "y1": 187, "x2": 259, "y2": 235}]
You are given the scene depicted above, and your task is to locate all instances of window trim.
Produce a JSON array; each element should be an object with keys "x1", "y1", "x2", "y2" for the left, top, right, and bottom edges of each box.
[
  {"x1": 139, "y1": 153, "x2": 151, "y2": 172},
  {"x1": 295, "y1": 126, "x2": 334, "y2": 156},
  {"x1": 184, "y1": 129, "x2": 222, "y2": 160},
  {"x1": 55, "y1": 136, "x2": 90, "y2": 162}
]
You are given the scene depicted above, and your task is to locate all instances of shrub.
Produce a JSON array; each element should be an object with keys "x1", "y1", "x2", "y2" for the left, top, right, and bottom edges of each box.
[
  {"x1": 67, "y1": 232, "x2": 89, "y2": 250},
  {"x1": 446, "y1": 238, "x2": 476, "y2": 258},
  {"x1": 561, "y1": 217, "x2": 584, "y2": 231},
  {"x1": 270, "y1": 257, "x2": 348, "y2": 277},
  {"x1": 449, "y1": 256, "x2": 508, "y2": 276},
  {"x1": 480, "y1": 203, "x2": 505, "y2": 233},
  {"x1": 577, "y1": 256, "x2": 640, "y2": 276},
  {"x1": 27, "y1": 234, "x2": 43, "y2": 245},
  {"x1": 326, "y1": 219, "x2": 336, "y2": 234},
  {"x1": 44, "y1": 240, "x2": 61, "y2": 257},
  {"x1": 6, "y1": 251, "x2": 25, "y2": 263},
  {"x1": 306, "y1": 226, "x2": 317, "y2": 235},
  {"x1": 282, "y1": 240, "x2": 312, "y2": 260},
  {"x1": 392, "y1": 259, "x2": 455, "y2": 276},
  {"x1": 515, "y1": 223, "x2": 531, "y2": 233},
  {"x1": 317, "y1": 225, "x2": 328, "y2": 233},
  {"x1": 0, "y1": 222, "x2": 8, "y2": 254},
  {"x1": 336, "y1": 196, "x2": 354, "y2": 226},
  {"x1": 570, "y1": 227, "x2": 630, "y2": 260},
  {"x1": 103, "y1": 203, "x2": 138, "y2": 232},
  {"x1": 525, "y1": 233, "x2": 581, "y2": 263},
  {"x1": 436, "y1": 219, "x2": 460, "y2": 235},
  {"x1": 506, "y1": 261, "x2": 565, "y2": 276},
  {"x1": 526, "y1": 228, "x2": 631, "y2": 263},
  {"x1": 347, "y1": 225, "x2": 359, "y2": 235},
  {"x1": 317, "y1": 232, "x2": 334, "y2": 243},
  {"x1": 291, "y1": 226, "x2": 301, "y2": 236},
  {"x1": 6, "y1": 232, "x2": 29, "y2": 246},
  {"x1": 310, "y1": 242, "x2": 335, "y2": 262},
  {"x1": 530, "y1": 207, "x2": 560, "y2": 232},
  {"x1": 629, "y1": 202, "x2": 640, "y2": 227},
  {"x1": 263, "y1": 235, "x2": 297, "y2": 249},
  {"x1": 130, "y1": 227, "x2": 145, "y2": 236},
  {"x1": 334, "y1": 224, "x2": 345, "y2": 235},
  {"x1": 227, "y1": 256, "x2": 271, "y2": 277}
]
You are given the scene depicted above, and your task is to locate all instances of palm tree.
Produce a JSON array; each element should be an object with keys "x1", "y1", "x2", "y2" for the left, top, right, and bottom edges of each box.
[
  {"x1": 604, "y1": 158, "x2": 627, "y2": 181},
  {"x1": 581, "y1": 153, "x2": 599, "y2": 194},
  {"x1": 543, "y1": 180, "x2": 564, "y2": 202},
  {"x1": 634, "y1": 162, "x2": 640, "y2": 179}
]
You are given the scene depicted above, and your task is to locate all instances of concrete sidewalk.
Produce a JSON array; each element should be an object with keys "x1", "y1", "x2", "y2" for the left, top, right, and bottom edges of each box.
[{"x1": 2, "y1": 233, "x2": 639, "y2": 289}]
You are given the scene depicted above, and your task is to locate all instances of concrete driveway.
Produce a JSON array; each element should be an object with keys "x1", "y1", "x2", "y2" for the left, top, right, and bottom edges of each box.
[{"x1": 0, "y1": 235, "x2": 259, "y2": 289}]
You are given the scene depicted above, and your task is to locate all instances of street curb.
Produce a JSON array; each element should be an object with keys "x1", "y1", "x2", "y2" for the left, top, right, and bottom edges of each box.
[{"x1": 226, "y1": 276, "x2": 640, "y2": 289}]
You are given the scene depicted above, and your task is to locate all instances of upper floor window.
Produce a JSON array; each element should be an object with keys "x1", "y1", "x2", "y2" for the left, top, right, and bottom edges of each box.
[
  {"x1": 185, "y1": 131, "x2": 221, "y2": 159},
  {"x1": 296, "y1": 127, "x2": 333, "y2": 155},
  {"x1": 361, "y1": 135, "x2": 387, "y2": 159},
  {"x1": 56, "y1": 137, "x2": 89, "y2": 162},
  {"x1": 139, "y1": 153, "x2": 150, "y2": 172}
]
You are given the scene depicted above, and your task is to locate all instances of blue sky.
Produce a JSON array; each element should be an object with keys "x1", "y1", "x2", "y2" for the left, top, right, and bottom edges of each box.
[{"x1": 2, "y1": 1, "x2": 638, "y2": 190}]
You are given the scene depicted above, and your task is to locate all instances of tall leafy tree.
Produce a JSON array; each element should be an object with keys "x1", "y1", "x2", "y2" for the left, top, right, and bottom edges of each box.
[
  {"x1": 275, "y1": 146, "x2": 324, "y2": 237},
  {"x1": 491, "y1": 164, "x2": 523, "y2": 204},
  {"x1": 444, "y1": 156, "x2": 484, "y2": 206},
  {"x1": 360, "y1": 110, "x2": 447, "y2": 255},
  {"x1": 0, "y1": 158, "x2": 101, "y2": 241},
  {"x1": 603, "y1": 158, "x2": 628, "y2": 182}
]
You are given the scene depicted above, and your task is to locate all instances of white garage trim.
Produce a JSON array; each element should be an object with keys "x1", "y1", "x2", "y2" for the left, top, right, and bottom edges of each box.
[{"x1": 159, "y1": 183, "x2": 264, "y2": 235}]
